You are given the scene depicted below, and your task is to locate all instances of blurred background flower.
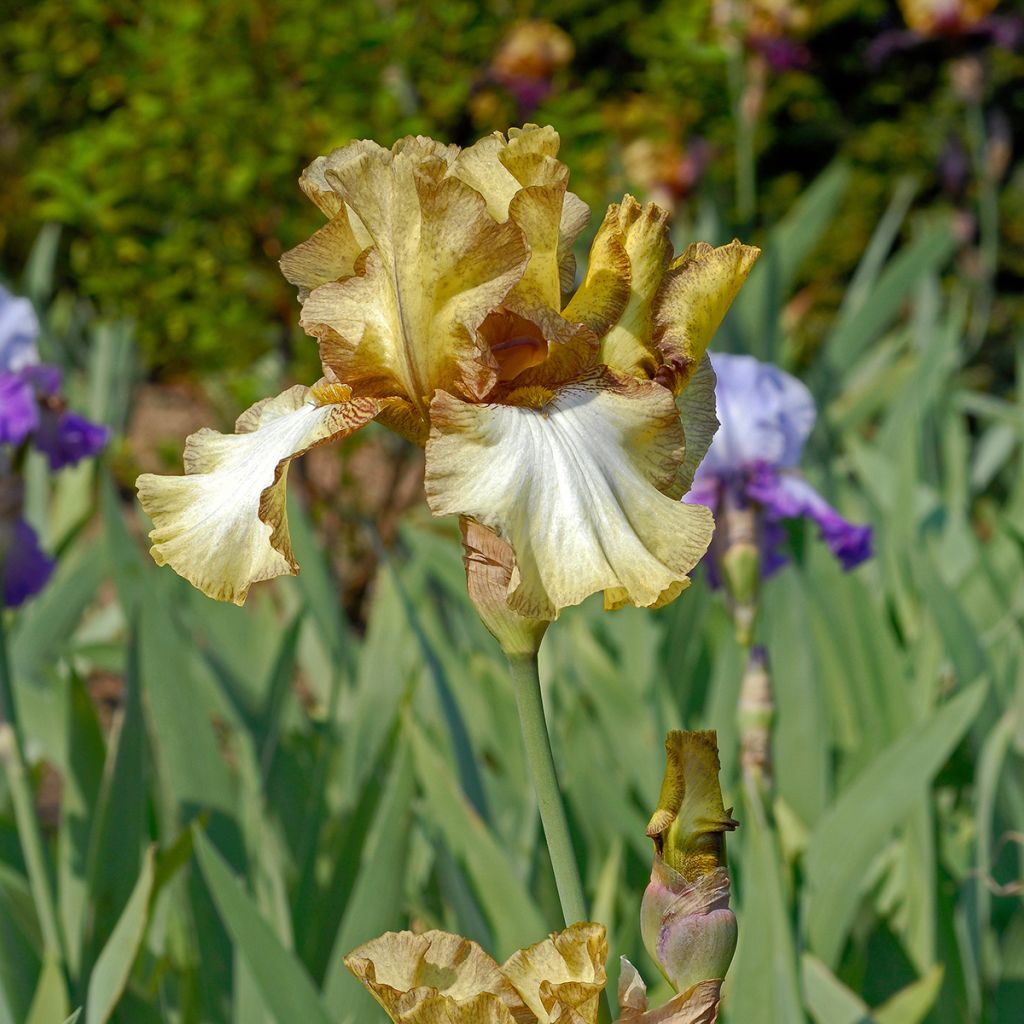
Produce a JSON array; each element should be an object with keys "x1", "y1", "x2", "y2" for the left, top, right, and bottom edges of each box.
[{"x1": 0, "y1": 285, "x2": 107, "y2": 605}]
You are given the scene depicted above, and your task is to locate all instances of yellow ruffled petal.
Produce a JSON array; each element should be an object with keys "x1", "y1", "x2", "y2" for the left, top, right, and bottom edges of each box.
[
  {"x1": 595, "y1": 197, "x2": 673, "y2": 379},
  {"x1": 424, "y1": 368, "x2": 714, "y2": 620},
  {"x1": 561, "y1": 204, "x2": 630, "y2": 339},
  {"x1": 344, "y1": 930, "x2": 529, "y2": 1021},
  {"x1": 652, "y1": 241, "x2": 759, "y2": 394},
  {"x1": 454, "y1": 125, "x2": 589, "y2": 309},
  {"x1": 501, "y1": 923, "x2": 607, "y2": 1024},
  {"x1": 136, "y1": 382, "x2": 380, "y2": 605},
  {"x1": 297, "y1": 137, "x2": 530, "y2": 409}
]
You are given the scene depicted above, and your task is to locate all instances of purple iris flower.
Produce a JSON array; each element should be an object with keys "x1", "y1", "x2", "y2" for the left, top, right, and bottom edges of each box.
[
  {"x1": 687, "y1": 353, "x2": 872, "y2": 575},
  {"x1": 0, "y1": 287, "x2": 109, "y2": 606}
]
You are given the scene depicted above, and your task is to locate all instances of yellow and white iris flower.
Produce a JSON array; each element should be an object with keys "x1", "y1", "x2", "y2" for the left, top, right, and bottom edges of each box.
[{"x1": 137, "y1": 126, "x2": 758, "y2": 621}]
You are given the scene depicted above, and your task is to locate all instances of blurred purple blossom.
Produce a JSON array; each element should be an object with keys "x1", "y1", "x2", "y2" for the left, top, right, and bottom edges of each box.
[
  {"x1": 0, "y1": 286, "x2": 109, "y2": 606},
  {"x1": 687, "y1": 353, "x2": 872, "y2": 576}
]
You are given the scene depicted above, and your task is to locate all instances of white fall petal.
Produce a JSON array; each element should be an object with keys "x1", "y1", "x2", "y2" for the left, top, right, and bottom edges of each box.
[
  {"x1": 137, "y1": 382, "x2": 382, "y2": 605},
  {"x1": 425, "y1": 368, "x2": 714, "y2": 620}
]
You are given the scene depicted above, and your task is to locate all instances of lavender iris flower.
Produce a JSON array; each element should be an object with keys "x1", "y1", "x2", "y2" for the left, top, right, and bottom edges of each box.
[
  {"x1": 687, "y1": 353, "x2": 872, "y2": 576},
  {"x1": 0, "y1": 286, "x2": 109, "y2": 606}
]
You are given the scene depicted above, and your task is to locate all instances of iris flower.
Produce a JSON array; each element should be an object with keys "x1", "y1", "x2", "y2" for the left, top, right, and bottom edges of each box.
[
  {"x1": 686, "y1": 352, "x2": 871, "y2": 579},
  {"x1": 0, "y1": 286, "x2": 109, "y2": 606},
  {"x1": 137, "y1": 126, "x2": 758, "y2": 621}
]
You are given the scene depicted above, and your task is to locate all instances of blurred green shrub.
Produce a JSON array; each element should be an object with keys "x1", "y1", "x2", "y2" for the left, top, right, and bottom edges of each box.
[{"x1": 1, "y1": 0, "x2": 1022, "y2": 379}]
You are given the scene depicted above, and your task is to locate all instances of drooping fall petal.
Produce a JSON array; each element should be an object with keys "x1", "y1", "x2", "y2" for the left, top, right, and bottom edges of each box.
[
  {"x1": 297, "y1": 137, "x2": 530, "y2": 408},
  {"x1": 136, "y1": 382, "x2": 383, "y2": 605},
  {"x1": 424, "y1": 368, "x2": 714, "y2": 620}
]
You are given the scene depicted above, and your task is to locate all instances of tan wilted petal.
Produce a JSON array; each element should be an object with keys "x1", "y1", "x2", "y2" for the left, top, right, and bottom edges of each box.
[
  {"x1": 461, "y1": 519, "x2": 549, "y2": 657},
  {"x1": 425, "y1": 369, "x2": 714, "y2": 620},
  {"x1": 344, "y1": 930, "x2": 528, "y2": 1021},
  {"x1": 397, "y1": 991, "x2": 519, "y2": 1024},
  {"x1": 299, "y1": 137, "x2": 529, "y2": 409},
  {"x1": 501, "y1": 922, "x2": 607, "y2": 1024},
  {"x1": 652, "y1": 242, "x2": 759, "y2": 394},
  {"x1": 616, "y1": 977, "x2": 721, "y2": 1024},
  {"x1": 136, "y1": 382, "x2": 382, "y2": 605}
]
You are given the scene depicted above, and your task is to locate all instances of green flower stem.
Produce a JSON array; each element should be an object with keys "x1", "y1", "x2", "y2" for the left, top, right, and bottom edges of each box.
[
  {"x1": 507, "y1": 654, "x2": 586, "y2": 926},
  {"x1": 0, "y1": 615, "x2": 65, "y2": 966},
  {"x1": 507, "y1": 654, "x2": 614, "y2": 1024}
]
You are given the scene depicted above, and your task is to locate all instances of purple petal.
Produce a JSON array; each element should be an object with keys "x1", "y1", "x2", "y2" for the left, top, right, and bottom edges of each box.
[
  {"x1": 2, "y1": 518, "x2": 54, "y2": 607},
  {"x1": 0, "y1": 373, "x2": 39, "y2": 445},
  {"x1": 22, "y1": 364, "x2": 62, "y2": 396},
  {"x1": 0, "y1": 288, "x2": 40, "y2": 373},
  {"x1": 34, "y1": 409, "x2": 110, "y2": 470},
  {"x1": 747, "y1": 467, "x2": 872, "y2": 570},
  {"x1": 701, "y1": 353, "x2": 817, "y2": 476}
]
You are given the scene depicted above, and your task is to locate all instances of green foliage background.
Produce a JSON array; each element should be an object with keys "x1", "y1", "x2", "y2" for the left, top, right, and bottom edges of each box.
[{"x1": 2, "y1": 2, "x2": 1024, "y2": 1023}]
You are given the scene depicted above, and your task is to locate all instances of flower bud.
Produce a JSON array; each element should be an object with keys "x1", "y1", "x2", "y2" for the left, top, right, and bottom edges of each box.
[{"x1": 641, "y1": 731, "x2": 738, "y2": 993}]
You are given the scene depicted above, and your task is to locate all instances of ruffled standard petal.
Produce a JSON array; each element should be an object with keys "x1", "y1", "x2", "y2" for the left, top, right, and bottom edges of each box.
[
  {"x1": 425, "y1": 368, "x2": 714, "y2": 620},
  {"x1": 501, "y1": 923, "x2": 607, "y2": 1024},
  {"x1": 652, "y1": 243, "x2": 759, "y2": 394},
  {"x1": 136, "y1": 382, "x2": 383, "y2": 605},
  {"x1": 396, "y1": 992, "x2": 519, "y2": 1024},
  {"x1": 454, "y1": 125, "x2": 589, "y2": 308},
  {"x1": 344, "y1": 929, "x2": 528, "y2": 1021},
  {"x1": 745, "y1": 465, "x2": 872, "y2": 570},
  {"x1": 592, "y1": 197, "x2": 673, "y2": 379},
  {"x1": 298, "y1": 137, "x2": 529, "y2": 408},
  {"x1": 671, "y1": 354, "x2": 718, "y2": 500}
]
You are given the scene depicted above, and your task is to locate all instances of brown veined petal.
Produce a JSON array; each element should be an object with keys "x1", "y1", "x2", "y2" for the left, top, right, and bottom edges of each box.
[
  {"x1": 561, "y1": 204, "x2": 631, "y2": 340},
  {"x1": 596, "y1": 196, "x2": 674, "y2": 379},
  {"x1": 136, "y1": 382, "x2": 382, "y2": 605},
  {"x1": 652, "y1": 241, "x2": 759, "y2": 395},
  {"x1": 299, "y1": 137, "x2": 529, "y2": 409},
  {"x1": 668, "y1": 352, "x2": 718, "y2": 500},
  {"x1": 424, "y1": 368, "x2": 714, "y2": 621},
  {"x1": 501, "y1": 923, "x2": 607, "y2": 1024},
  {"x1": 344, "y1": 930, "x2": 529, "y2": 1021},
  {"x1": 397, "y1": 991, "x2": 520, "y2": 1024},
  {"x1": 279, "y1": 206, "x2": 368, "y2": 298}
]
